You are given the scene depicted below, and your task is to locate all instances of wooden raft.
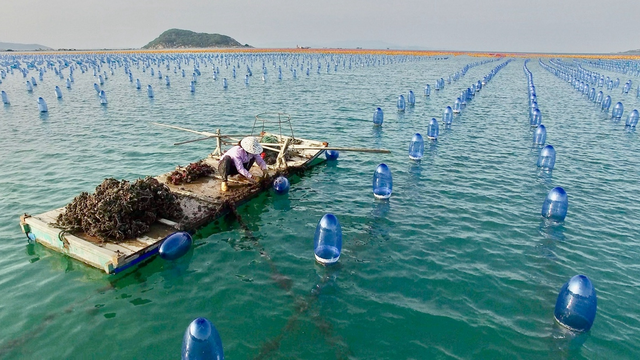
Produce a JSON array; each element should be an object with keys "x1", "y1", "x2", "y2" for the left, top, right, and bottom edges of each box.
[{"x1": 19, "y1": 133, "x2": 328, "y2": 274}]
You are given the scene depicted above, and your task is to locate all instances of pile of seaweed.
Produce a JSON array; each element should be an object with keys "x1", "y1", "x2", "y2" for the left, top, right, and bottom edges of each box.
[
  {"x1": 167, "y1": 160, "x2": 214, "y2": 185},
  {"x1": 55, "y1": 177, "x2": 183, "y2": 242}
]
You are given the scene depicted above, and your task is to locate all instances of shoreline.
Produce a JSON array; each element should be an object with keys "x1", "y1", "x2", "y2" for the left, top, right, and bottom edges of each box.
[{"x1": 2, "y1": 47, "x2": 640, "y2": 59}]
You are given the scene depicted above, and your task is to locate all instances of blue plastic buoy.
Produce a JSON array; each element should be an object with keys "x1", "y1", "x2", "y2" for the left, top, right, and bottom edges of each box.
[
  {"x1": 1, "y1": 90, "x2": 9, "y2": 105},
  {"x1": 530, "y1": 109, "x2": 542, "y2": 127},
  {"x1": 554, "y1": 275, "x2": 597, "y2": 333},
  {"x1": 245, "y1": 74, "x2": 249, "y2": 85},
  {"x1": 325, "y1": 150, "x2": 339, "y2": 160},
  {"x1": 424, "y1": 84, "x2": 431, "y2": 96},
  {"x1": 136, "y1": 79, "x2": 141, "y2": 89},
  {"x1": 537, "y1": 145, "x2": 556, "y2": 170},
  {"x1": 222, "y1": 78, "x2": 228, "y2": 89},
  {"x1": 373, "y1": 107, "x2": 384, "y2": 126},
  {"x1": 397, "y1": 95, "x2": 406, "y2": 112},
  {"x1": 533, "y1": 124, "x2": 547, "y2": 145},
  {"x1": 427, "y1": 118, "x2": 439, "y2": 140},
  {"x1": 66, "y1": 78, "x2": 72, "y2": 89},
  {"x1": 165, "y1": 75, "x2": 170, "y2": 86},
  {"x1": 181, "y1": 317, "x2": 224, "y2": 360},
  {"x1": 373, "y1": 163, "x2": 393, "y2": 199},
  {"x1": 542, "y1": 187, "x2": 568, "y2": 222},
  {"x1": 408, "y1": 133, "x2": 424, "y2": 160},
  {"x1": 453, "y1": 98, "x2": 462, "y2": 113},
  {"x1": 37, "y1": 97, "x2": 48, "y2": 112},
  {"x1": 612, "y1": 102, "x2": 624, "y2": 119},
  {"x1": 443, "y1": 106, "x2": 453, "y2": 125},
  {"x1": 273, "y1": 176, "x2": 290, "y2": 195},
  {"x1": 595, "y1": 91, "x2": 603, "y2": 104},
  {"x1": 190, "y1": 81, "x2": 196, "y2": 93},
  {"x1": 147, "y1": 85, "x2": 154, "y2": 98},
  {"x1": 601, "y1": 95, "x2": 611, "y2": 112},
  {"x1": 313, "y1": 213, "x2": 342, "y2": 265},
  {"x1": 159, "y1": 232, "x2": 193, "y2": 260},
  {"x1": 625, "y1": 109, "x2": 639, "y2": 127},
  {"x1": 99, "y1": 90, "x2": 107, "y2": 105},
  {"x1": 26, "y1": 80, "x2": 33, "y2": 92},
  {"x1": 407, "y1": 90, "x2": 416, "y2": 106}
]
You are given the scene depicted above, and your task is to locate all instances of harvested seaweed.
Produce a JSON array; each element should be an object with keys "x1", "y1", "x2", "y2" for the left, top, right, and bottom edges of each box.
[
  {"x1": 167, "y1": 160, "x2": 214, "y2": 185},
  {"x1": 55, "y1": 177, "x2": 183, "y2": 242}
]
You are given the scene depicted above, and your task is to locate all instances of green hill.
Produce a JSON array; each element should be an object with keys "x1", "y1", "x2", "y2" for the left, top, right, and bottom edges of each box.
[{"x1": 142, "y1": 29, "x2": 250, "y2": 49}]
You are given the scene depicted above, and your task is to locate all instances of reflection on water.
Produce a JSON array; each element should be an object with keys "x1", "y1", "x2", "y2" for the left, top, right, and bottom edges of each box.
[{"x1": 549, "y1": 321, "x2": 590, "y2": 357}]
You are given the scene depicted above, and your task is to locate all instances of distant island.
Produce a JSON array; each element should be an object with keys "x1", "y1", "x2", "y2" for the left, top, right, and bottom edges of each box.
[
  {"x1": 0, "y1": 41, "x2": 51, "y2": 51},
  {"x1": 142, "y1": 29, "x2": 250, "y2": 50}
]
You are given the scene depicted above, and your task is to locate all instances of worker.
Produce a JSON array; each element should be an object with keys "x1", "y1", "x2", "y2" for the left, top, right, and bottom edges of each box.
[{"x1": 218, "y1": 136, "x2": 267, "y2": 192}]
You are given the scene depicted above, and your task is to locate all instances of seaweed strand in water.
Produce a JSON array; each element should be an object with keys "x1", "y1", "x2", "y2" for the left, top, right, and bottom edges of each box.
[{"x1": 55, "y1": 177, "x2": 183, "y2": 243}]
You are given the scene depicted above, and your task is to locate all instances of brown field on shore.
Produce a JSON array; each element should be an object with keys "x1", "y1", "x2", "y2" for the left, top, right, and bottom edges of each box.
[{"x1": 7, "y1": 47, "x2": 640, "y2": 60}]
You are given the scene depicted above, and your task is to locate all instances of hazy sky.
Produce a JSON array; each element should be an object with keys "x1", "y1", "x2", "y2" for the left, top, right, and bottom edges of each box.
[{"x1": 2, "y1": 0, "x2": 639, "y2": 53}]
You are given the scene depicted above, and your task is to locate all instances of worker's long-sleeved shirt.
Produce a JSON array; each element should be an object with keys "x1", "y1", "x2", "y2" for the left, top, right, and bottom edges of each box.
[{"x1": 222, "y1": 145, "x2": 267, "y2": 179}]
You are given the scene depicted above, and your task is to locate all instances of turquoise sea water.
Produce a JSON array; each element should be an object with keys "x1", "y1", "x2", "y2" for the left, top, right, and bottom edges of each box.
[{"x1": 1, "y1": 53, "x2": 640, "y2": 359}]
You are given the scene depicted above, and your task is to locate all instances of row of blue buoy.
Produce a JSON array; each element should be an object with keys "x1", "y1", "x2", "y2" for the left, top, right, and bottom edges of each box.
[
  {"x1": 541, "y1": 59, "x2": 639, "y2": 128},
  {"x1": 525, "y1": 60, "x2": 596, "y2": 333}
]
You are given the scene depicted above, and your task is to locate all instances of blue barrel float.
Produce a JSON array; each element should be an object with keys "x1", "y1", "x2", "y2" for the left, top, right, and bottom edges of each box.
[
  {"x1": 542, "y1": 187, "x2": 568, "y2": 222},
  {"x1": 408, "y1": 133, "x2": 424, "y2": 160},
  {"x1": 427, "y1": 118, "x2": 439, "y2": 140},
  {"x1": 159, "y1": 232, "x2": 193, "y2": 260},
  {"x1": 313, "y1": 213, "x2": 342, "y2": 265},
  {"x1": 554, "y1": 275, "x2": 597, "y2": 332},
  {"x1": 325, "y1": 150, "x2": 339, "y2": 161},
  {"x1": 373, "y1": 107, "x2": 384, "y2": 126},
  {"x1": 181, "y1": 317, "x2": 224, "y2": 360},
  {"x1": 273, "y1": 176, "x2": 290, "y2": 195},
  {"x1": 373, "y1": 163, "x2": 392, "y2": 199}
]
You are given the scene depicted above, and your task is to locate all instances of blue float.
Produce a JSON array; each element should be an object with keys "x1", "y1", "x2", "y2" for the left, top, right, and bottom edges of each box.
[
  {"x1": 37, "y1": 97, "x2": 48, "y2": 112},
  {"x1": 530, "y1": 109, "x2": 542, "y2": 127},
  {"x1": 181, "y1": 317, "x2": 224, "y2": 360},
  {"x1": 554, "y1": 275, "x2": 597, "y2": 333},
  {"x1": 66, "y1": 78, "x2": 72, "y2": 89},
  {"x1": 537, "y1": 145, "x2": 556, "y2": 170},
  {"x1": 373, "y1": 163, "x2": 393, "y2": 199},
  {"x1": 26, "y1": 80, "x2": 33, "y2": 92},
  {"x1": 595, "y1": 91, "x2": 603, "y2": 104},
  {"x1": 625, "y1": 109, "x2": 639, "y2": 127},
  {"x1": 190, "y1": 81, "x2": 196, "y2": 93},
  {"x1": 424, "y1": 84, "x2": 431, "y2": 96},
  {"x1": 427, "y1": 118, "x2": 439, "y2": 140},
  {"x1": 325, "y1": 150, "x2": 339, "y2": 160},
  {"x1": 136, "y1": 79, "x2": 141, "y2": 89},
  {"x1": 165, "y1": 75, "x2": 170, "y2": 86},
  {"x1": 222, "y1": 78, "x2": 228, "y2": 89},
  {"x1": 443, "y1": 106, "x2": 453, "y2": 125},
  {"x1": 407, "y1": 90, "x2": 416, "y2": 106},
  {"x1": 313, "y1": 213, "x2": 342, "y2": 265},
  {"x1": 453, "y1": 98, "x2": 462, "y2": 113},
  {"x1": 147, "y1": 85, "x2": 154, "y2": 98},
  {"x1": 397, "y1": 95, "x2": 406, "y2": 112},
  {"x1": 273, "y1": 176, "x2": 290, "y2": 195},
  {"x1": 159, "y1": 232, "x2": 193, "y2": 260},
  {"x1": 542, "y1": 187, "x2": 568, "y2": 222},
  {"x1": 612, "y1": 102, "x2": 624, "y2": 119},
  {"x1": 408, "y1": 133, "x2": 424, "y2": 160},
  {"x1": 54, "y1": 86, "x2": 63, "y2": 99},
  {"x1": 533, "y1": 124, "x2": 546, "y2": 145},
  {"x1": 99, "y1": 90, "x2": 107, "y2": 105},
  {"x1": 245, "y1": 74, "x2": 249, "y2": 85},
  {"x1": 1, "y1": 90, "x2": 9, "y2": 105},
  {"x1": 373, "y1": 107, "x2": 384, "y2": 126},
  {"x1": 601, "y1": 95, "x2": 611, "y2": 112}
]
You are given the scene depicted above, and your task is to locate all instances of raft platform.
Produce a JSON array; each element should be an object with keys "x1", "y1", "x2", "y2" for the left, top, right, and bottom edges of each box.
[{"x1": 19, "y1": 129, "x2": 329, "y2": 274}]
